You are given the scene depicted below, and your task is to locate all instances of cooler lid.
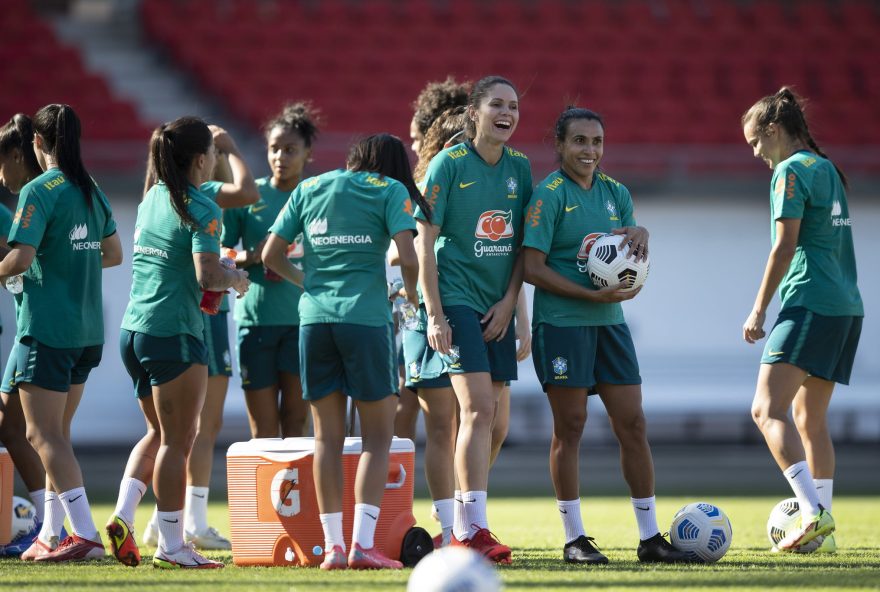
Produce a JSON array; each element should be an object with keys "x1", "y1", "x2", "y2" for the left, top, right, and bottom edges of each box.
[{"x1": 227, "y1": 436, "x2": 414, "y2": 458}]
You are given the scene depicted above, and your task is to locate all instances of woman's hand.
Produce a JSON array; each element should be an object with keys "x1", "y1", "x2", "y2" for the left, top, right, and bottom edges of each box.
[
  {"x1": 481, "y1": 296, "x2": 516, "y2": 342},
  {"x1": 427, "y1": 313, "x2": 453, "y2": 355},
  {"x1": 612, "y1": 226, "x2": 649, "y2": 262},
  {"x1": 743, "y1": 309, "x2": 766, "y2": 344},
  {"x1": 231, "y1": 269, "x2": 250, "y2": 298},
  {"x1": 515, "y1": 320, "x2": 531, "y2": 362},
  {"x1": 588, "y1": 283, "x2": 641, "y2": 303}
]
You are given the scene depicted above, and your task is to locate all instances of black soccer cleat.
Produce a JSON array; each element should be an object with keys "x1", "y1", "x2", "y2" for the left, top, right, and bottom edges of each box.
[
  {"x1": 637, "y1": 532, "x2": 695, "y2": 563},
  {"x1": 563, "y1": 535, "x2": 609, "y2": 564}
]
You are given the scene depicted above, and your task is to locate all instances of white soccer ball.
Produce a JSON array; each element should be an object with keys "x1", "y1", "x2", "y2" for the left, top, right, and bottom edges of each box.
[
  {"x1": 407, "y1": 546, "x2": 501, "y2": 592},
  {"x1": 766, "y1": 498, "x2": 821, "y2": 552},
  {"x1": 669, "y1": 502, "x2": 733, "y2": 562},
  {"x1": 11, "y1": 496, "x2": 36, "y2": 539},
  {"x1": 586, "y1": 233, "x2": 649, "y2": 292}
]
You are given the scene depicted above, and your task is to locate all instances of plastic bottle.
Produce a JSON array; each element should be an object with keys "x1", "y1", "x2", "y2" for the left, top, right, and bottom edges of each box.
[
  {"x1": 390, "y1": 278, "x2": 419, "y2": 331},
  {"x1": 4, "y1": 275, "x2": 23, "y2": 295},
  {"x1": 264, "y1": 242, "x2": 298, "y2": 282},
  {"x1": 200, "y1": 249, "x2": 237, "y2": 315}
]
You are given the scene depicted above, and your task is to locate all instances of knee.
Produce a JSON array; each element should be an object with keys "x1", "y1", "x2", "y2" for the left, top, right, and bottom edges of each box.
[
  {"x1": 0, "y1": 414, "x2": 24, "y2": 443},
  {"x1": 491, "y1": 416, "x2": 509, "y2": 443},
  {"x1": 612, "y1": 411, "x2": 647, "y2": 444},
  {"x1": 196, "y1": 416, "x2": 223, "y2": 440},
  {"x1": 553, "y1": 411, "x2": 586, "y2": 446},
  {"x1": 460, "y1": 401, "x2": 495, "y2": 431},
  {"x1": 792, "y1": 408, "x2": 825, "y2": 436}
]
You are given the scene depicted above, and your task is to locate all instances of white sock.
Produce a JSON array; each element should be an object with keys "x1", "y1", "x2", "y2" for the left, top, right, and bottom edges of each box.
[
  {"x1": 157, "y1": 510, "x2": 185, "y2": 553},
  {"x1": 453, "y1": 490, "x2": 467, "y2": 541},
  {"x1": 814, "y1": 479, "x2": 833, "y2": 512},
  {"x1": 557, "y1": 499, "x2": 586, "y2": 544},
  {"x1": 29, "y1": 489, "x2": 46, "y2": 522},
  {"x1": 39, "y1": 491, "x2": 65, "y2": 543},
  {"x1": 352, "y1": 503, "x2": 381, "y2": 550},
  {"x1": 184, "y1": 486, "x2": 210, "y2": 534},
  {"x1": 59, "y1": 487, "x2": 98, "y2": 541},
  {"x1": 113, "y1": 477, "x2": 147, "y2": 527},
  {"x1": 462, "y1": 490, "x2": 488, "y2": 538},
  {"x1": 433, "y1": 498, "x2": 454, "y2": 545},
  {"x1": 632, "y1": 496, "x2": 660, "y2": 541},
  {"x1": 148, "y1": 505, "x2": 159, "y2": 529},
  {"x1": 319, "y1": 512, "x2": 345, "y2": 553},
  {"x1": 784, "y1": 461, "x2": 821, "y2": 519}
]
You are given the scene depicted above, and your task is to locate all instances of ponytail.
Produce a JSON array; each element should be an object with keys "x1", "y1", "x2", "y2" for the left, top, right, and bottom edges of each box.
[
  {"x1": 146, "y1": 117, "x2": 212, "y2": 229},
  {"x1": 743, "y1": 87, "x2": 848, "y2": 189},
  {"x1": 32, "y1": 104, "x2": 97, "y2": 207}
]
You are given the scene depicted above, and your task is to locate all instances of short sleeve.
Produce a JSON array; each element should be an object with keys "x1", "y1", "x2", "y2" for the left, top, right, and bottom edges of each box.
[
  {"x1": 96, "y1": 189, "x2": 117, "y2": 238},
  {"x1": 8, "y1": 183, "x2": 49, "y2": 248},
  {"x1": 522, "y1": 186, "x2": 560, "y2": 255},
  {"x1": 269, "y1": 186, "x2": 303, "y2": 243},
  {"x1": 221, "y1": 207, "x2": 242, "y2": 248},
  {"x1": 416, "y1": 152, "x2": 452, "y2": 227},
  {"x1": 385, "y1": 183, "x2": 418, "y2": 237},
  {"x1": 618, "y1": 185, "x2": 636, "y2": 227},
  {"x1": 773, "y1": 164, "x2": 809, "y2": 220},
  {"x1": 199, "y1": 181, "x2": 224, "y2": 203},
  {"x1": 192, "y1": 203, "x2": 222, "y2": 255}
]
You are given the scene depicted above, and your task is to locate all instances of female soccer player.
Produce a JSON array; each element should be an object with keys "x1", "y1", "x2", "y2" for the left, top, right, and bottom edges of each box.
[
  {"x1": 0, "y1": 104, "x2": 122, "y2": 562},
  {"x1": 222, "y1": 103, "x2": 318, "y2": 440},
  {"x1": 0, "y1": 114, "x2": 55, "y2": 556},
  {"x1": 111, "y1": 116, "x2": 249, "y2": 569},
  {"x1": 523, "y1": 107, "x2": 690, "y2": 564},
  {"x1": 263, "y1": 134, "x2": 420, "y2": 570},
  {"x1": 409, "y1": 76, "x2": 531, "y2": 564},
  {"x1": 140, "y1": 125, "x2": 258, "y2": 551},
  {"x1": 742, "y1": 88, "x2": 862, "y2": 553}
]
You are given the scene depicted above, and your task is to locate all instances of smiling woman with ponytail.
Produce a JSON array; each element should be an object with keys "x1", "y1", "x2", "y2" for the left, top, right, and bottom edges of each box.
[{"x1": 0, "y1": 103, "x2": 122, "y2": 562}]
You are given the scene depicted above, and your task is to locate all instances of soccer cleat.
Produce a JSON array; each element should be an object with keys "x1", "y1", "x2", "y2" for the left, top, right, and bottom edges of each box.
[
  {"x1": 348, "y1": 542, "x2": 403, "y2": 569},
  {"x1": 816, "y1": 533, "x2": 836, "y2": 553},
  {"x1": 20, "y1": 536, "x2": 59, "y2": 561},
  {"x1": 1, "y1": 520, "x2": 41, "y2": 557},
  {"x1": 637, "y1": 532, "x2": 694, "y2": 563},
  {"x1": 319, "y1": 545, "x2": 348, "y2": 570},
  {"x1": 564, "y1": 535, "x2": 609, "y2": 564},
  {"x1": 142, "y1": 517, "x2": 159, "y2": 547},
  {"x1": 152, "y1": 542, "x2": 224, "y2": 569},
  {"x1": 463, "y1": 526, "x2": 512, "y2": 565},
  {"x1": 778, "y1": 508, "x2": 835, "y2": 551},
  {"x1": 185, "y1": 526, "x2": 232, "y2": 550},
  {"x1": 35, "y1": 534, "x2": 105, "y2": 562},
  {"x1": 106, "y1": 514, "x2": 141, "y2": 567}
]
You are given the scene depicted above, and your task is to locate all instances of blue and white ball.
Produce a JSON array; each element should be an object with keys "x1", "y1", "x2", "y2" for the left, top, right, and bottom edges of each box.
[
  {"x1": 407, "y1": 547, "x2": 500, "y2": 592},
  {"x1": 11, "y1": 496, "x2": 36, "y2": 539},
  {"x1": 587, "y1": 233, "x2": 650, "y2": 292},
  {"x1": 670, "y1": 502, "x2": 733, "y2": 562}
]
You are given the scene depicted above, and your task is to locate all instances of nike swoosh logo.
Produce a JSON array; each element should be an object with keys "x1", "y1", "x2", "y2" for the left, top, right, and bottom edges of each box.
[
  {"x1": 459, "y1": 181, "x2": 476, "y2": 189},
  {"x1": 69, "y1": 495, "x2": 83, "y2": 503},
  {"x1": 463, "y1": 499, "x2": 476, "y2": 504},
  {"x1": 790, "y1": 469, "x2": 803, "y2": 479},
  {"x1": 251, "y1": 204, "x2": 268, "y2": 212},
  {"x1": 560, "y1": 509, "x2": 568, "y2": 514},
  {"x1": 769, "y1": 350, "x2": 785, "y2": 356},
  {"x1": 636, "y1": 506, "x2": 650, "y2": 511},
  {"x1": 163, "y1": 518, "x2": 179, "y2": 523},
  {"x1": 193, "y1": 494, "x2": 206, "y2": 498},
  {"x1": 565, "y1": 205, "x2": 579, "y2": 212},
  {"x1": 365, "y1": 513, "x2": 378, "y2": 521}
]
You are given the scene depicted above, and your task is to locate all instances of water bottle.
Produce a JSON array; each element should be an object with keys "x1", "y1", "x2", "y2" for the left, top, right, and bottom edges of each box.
[
  {"x1": 264, "y1": 242, "x2": 298, "y2": 282},
  {"x1": 200, "y1": 249, "x2": 237, "y2": 315},
  {"x1": 389, "y1": 278, "x2": 420, "y2": 331},
  {"x1": 4, "y1": 275, "x2": 23, "y2": 295}
]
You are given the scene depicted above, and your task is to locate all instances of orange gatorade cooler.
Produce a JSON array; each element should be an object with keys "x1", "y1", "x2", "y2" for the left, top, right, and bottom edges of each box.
[
  {"x1": 0, "y1": 447, "x2": 13, "y2": 544},
  {"x1": 227, "y1": 437, "x2": 428, "y2": 567}
]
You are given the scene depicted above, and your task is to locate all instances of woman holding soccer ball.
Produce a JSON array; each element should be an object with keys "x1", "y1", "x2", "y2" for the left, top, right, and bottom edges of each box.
[
  {"x1": 742, "y1": 88, "x2": 862, "y2": 553},
  {"x1": 522, "y1": 107, "x2": 691, "y2": 564}
]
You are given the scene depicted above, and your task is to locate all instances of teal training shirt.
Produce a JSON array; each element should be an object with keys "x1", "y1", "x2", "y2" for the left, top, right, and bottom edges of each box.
[
  {"x1": 270, "y1": 169, "x2": 416, "y2": 327},
  {"x1": 770, "y1": 151, "x2": 862, "y2": 317},
  {"x1": 524, "y1": 169, "x2": 636, "y2": 328}
]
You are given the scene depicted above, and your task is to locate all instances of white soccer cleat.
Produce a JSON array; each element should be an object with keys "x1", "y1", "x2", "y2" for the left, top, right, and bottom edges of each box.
[
  {"x1": 141, "y1": 518, "x2": 159, "y2": 547},
  {"x1": 185, "y1": 526, "x2": 232, "y2": 550},
  {"x1": 152, "y1": 542, "x2": 224, "y2": 569}
]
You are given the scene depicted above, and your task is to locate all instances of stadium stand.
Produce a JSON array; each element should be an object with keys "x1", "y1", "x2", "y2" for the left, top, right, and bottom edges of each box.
[{"x1": 141, "y1": 0, "x2": 880, "y2": 155}]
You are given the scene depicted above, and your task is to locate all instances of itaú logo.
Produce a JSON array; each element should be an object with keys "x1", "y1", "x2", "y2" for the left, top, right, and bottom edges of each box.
[{"x1": 474, "y1": 210, "x2": 513, "y2": 242}]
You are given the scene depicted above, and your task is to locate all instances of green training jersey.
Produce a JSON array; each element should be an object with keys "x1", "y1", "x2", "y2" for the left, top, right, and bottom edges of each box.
[
  {"x1": 222, "y1": 177, "x2": 303, "y2": 326},
  {"x1": 0, "y1": 203, "x2": 11, "y2": 334},
  {"x1": 9, "y1": 169, "x2": 116, "y2": 347},
  {"x1": 524, "y1": 169, "x2": 636, "y2": 328},
  {"x1": 270, "y1": 169, "x2": 416, "y2": 327},
  {"x1": 121, "y1": 182, "x2": 222, "y2": 338},
  {"x1": 770, "y1": 151, "x2": 862, "y2": 316},
  {"x1": 200, "y1": 181, "x2": 232, "y2": 314},
  {"x1": 414, "y1": 142, "x2": 532, "y2": 314}
]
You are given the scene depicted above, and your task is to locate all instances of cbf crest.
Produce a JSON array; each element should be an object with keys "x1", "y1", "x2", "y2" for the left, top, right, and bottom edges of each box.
[
  {"x1": 552, "y1": 356, "x2": 568, "y2": 376},
  {"x1": 505, "y1": 176, "x2": 518, "y2": 198},
  {"x1": 605, "y1": 199, "x2": 618, "y2": 220}
]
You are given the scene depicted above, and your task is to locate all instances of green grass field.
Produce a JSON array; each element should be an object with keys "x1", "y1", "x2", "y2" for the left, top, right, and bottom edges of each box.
[{"x1": 1, "y1": 496, "x2": 877, "y2": 591}]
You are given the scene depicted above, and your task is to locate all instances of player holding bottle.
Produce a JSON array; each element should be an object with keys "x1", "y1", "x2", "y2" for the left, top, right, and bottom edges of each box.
[
  {"x1": 742, "y1": 88, "x2": 862, "y2": 553},
  {"x1": 523, "y1": 106, "x2": 691, "y2": 564}
]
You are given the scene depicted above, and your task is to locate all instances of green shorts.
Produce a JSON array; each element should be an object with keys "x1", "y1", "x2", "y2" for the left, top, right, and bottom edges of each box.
[
  {"x1": 237, "y1": 325, "x2": 300, "y2": 390},
  {"x1": 762, "y1": 307, "x2": 862, "y2": 384},
  {"x1": 2, "y1": 336, "x2": 102, "y2": 393},
  {"x1": 300, "y1": 323, "x2": 397, "y2": 402},
  {"x1": 119, "y1": 329, "x2": 208, "y2": 399},
  {"x1": 403, "y1": 305, "x2": 516, "y2": 389},
  {"x1": 202, "y1": 311, "x2": 232, "y2": 378},
  {"x1": 532, "y1": 323, "x2": 641, "y2": 392}
]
